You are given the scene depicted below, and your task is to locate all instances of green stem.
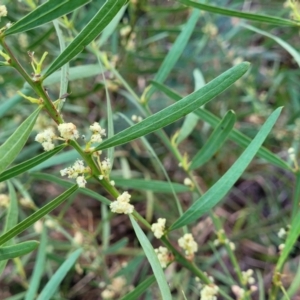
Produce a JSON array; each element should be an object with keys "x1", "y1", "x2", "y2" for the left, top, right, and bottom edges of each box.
[{"x1": 0, "y1": 39, "x2": 63, "y2": 124}]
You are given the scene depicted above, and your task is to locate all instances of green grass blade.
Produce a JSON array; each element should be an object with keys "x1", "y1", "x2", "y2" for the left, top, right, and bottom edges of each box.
[
  {"x1": 242, "y1": 24, "x2": 300, "y2": 67},
  {"x1": 4, "y1": 0, "x2": 91, "y2": 36},
  {"x1": 0, "y1": 144, "x2": 65, "y2": 182},
  {"x1": 43, "y1": 0, "x2": 127, "y2": 78},
  {"x1": 176, "y1": 0, "x2": 299, "y2": 27},
  {"x1": 145, "y1": 9, "x2": 199, "y2": 100},
  {"x1": 0, "y1": 107, "x2": 40, "y2": 174},
  {"x1": 0, "y1": 181, "x2": 18, "y2": 274},
  {"x1": 36, "y1": 248, "x2": 82, "y2": 300},
  {"x1": 189, "y1": 110, "x2": 236, "y2": 170},
  {"x1": 151, "y1": 81, "x2": 291, "y2": 171},
  {"x1": 95, "y1": 62, "x2": 249, "y2": 151},
  {"x1": 129, "y1": 215, "x2": 172, "y2": 300},
  {"x1": 25, "y1": 228, "x2": 48, "y2": 300},
  {"x1": 121, "y1": 275, "x2": 156, "y2": 300},
  {"x1": 276, "y1": 210, "x2": 300, "y2": 272},
  {"x1": 112, "y1": 177, "x2": 190, "y2": 193},
  {"x1": 0, "y1": 241, "x2": 39, "y2": 261},
  {"x1": 170, "y1": 107, "x2": 282, "y2": 230},
  {"x1": 0, "y1": 185, "x2": 78, "y2": 246}
]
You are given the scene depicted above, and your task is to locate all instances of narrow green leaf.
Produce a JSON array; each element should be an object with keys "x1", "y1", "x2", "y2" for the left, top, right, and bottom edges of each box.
[
  {"x1": 145, "y1": 9, "x2": 199, "y2": 100},
  {"x1": 129, "y1": 215, "x2": 172, "y2": 300},
  {"x1": 95, "y1": 62, "x2": 249, "y2": 151},
  {"x1": 151, "y1": 81, "x2": 291, "y2": 171},
  {"x1": 0, "y1": 241, "x2": 39, "y2": 261},
  {"x1": 189, "y1": 110, "x2": 236, "y2": 170},
  {"x1": 0, "y1": 107, "x2": 41, "y2": 175},
  {"x1": 121, "y1": 275, "x2": 156, "y2": 300},
  {"x1": 242, "y1": 24, "x2": 300, "y2": 67},
  {"x1": 4, "y1": 0, "x2": 91, "y2": 36},
  {"x1": 170, "y1": 107, "x2": 282, "y2": 230},
  {"x1": 25, "y1": 228, "x2": 48, "y2": 300},
  {"x1": 0, "y1": 144, "x2": 65, "y2": 182},
  {"x1": 43, "y1": 0, "x2": 127, "y2": 78},
  {"x1": 276, "y1": 210, "x2": 300, "y2": 272},
  {"x1": 112, "y1": 177, "x2": 190, "y2": 193},
  {"x1": 0, "y1": 181, "x2": 18, "y2": 274},
  {"x1": 36, "y1": 248, "x2": 82, "y2": 300},
  {"x1": 176, "y1": 0, "x2": 299, "y2": 27},
  {"x1": 0, "y1": 185, "x2": 78, "y2": 246}
]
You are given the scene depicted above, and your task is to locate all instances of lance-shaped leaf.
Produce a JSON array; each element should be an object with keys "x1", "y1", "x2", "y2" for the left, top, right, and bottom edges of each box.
[
  {"x1": 0, "y1": 144, "x2": 65, "y2": 182},
  {"x1": 36, "y1": 248, "x2": 82, "y2": 300},
  {"x1": 0, "y1": 107, "x2": 41, "y2": 175},
  {"x1": 176, "y1": 0, "x2": 299, "y2": 27},
  {"x1": 170, "y1": 107, "x2": 282, "y2": 231},
  {"x1": 189, "y1": 110, "x2": 236, "y2": 170},
  {"x1": 129, "y1": 215, "x2": 172, "y2": 300},
  {"x1": 43, "y1": 0, "x2": 127, "y2": 78},
  {"x1": 0, "y1": 241, "x2": 39, "y2": 261},
  {"x1": 112, "y1": 178, "x2": 190, "y2": 193},
  {"x1": 94, "y1": 62, "x2": 249, "y2": 151},
  {"x1": 4, "y1": 0, "x2": 91, "y2": 36},
  {"x1": 0, "y1": 185, "x2": 78, "y2": 246},
  {"x1": 150, "y1": 81, "x2": 291, "y2": 171}
]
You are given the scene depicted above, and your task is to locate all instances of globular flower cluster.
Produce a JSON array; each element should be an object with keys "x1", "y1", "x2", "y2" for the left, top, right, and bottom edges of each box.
[
  {"x1": 60, "y1": 160, "x2": 88, "y2": 188},
  {"x1": 154, "y1": 246, "x2": 171, "y2": 268},
  {"x1": 35, "y1": 128, "x2": 56, "y2": 151},
  {"x1": 35, "y1": 122, "x2": 80, "y2": 151},
  {"x1": 110, "y1": 191, "x2": 134, "y2": 214},
  {"x1": 200, "y1": 284, "x2": 219, "y2": 300},
  {"x1": 183, "y1": 177, "x2": 194, "y2": 189},
  {"x1": 213, "y1": 229, "x2": 235, "y2": 251},
  {"x1": 178, "y1": 233, "x2": 198, "y2": 256},
  {"x1": 101, "y1": 276, "x2": 127, "y2": 299},
  {"x1": 241, "y1": 269, "x2": 255, "y2": 285},
  {"x1": 0, "y1": 5, "x2": 7, "y2": 17},
  {"x1": 151, "y1": 218, "x2": 166, "y2": 239},
  {"x1": 100, "y1": 158, "x2": 111, "y2": 176},
  {"x1": 58, "y1": 123, "x2": 79, "y2": 140},
  {"x1": 89, "y1": 122, "x2": 106, "y2": 143},
  {"x1": 0, "y1": 194, "x2": 9, "y2": 207}
]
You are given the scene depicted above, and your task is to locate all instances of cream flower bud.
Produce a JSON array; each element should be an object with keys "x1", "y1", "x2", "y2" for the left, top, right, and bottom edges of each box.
[
  {"x1": 178, "y1": 233, "x2": 198, "y2": 256},
  {"x1": 154, "y1": 246, "x2": 170, "y2": 268},
  {"x1": 0, "y1": 194, "x2": 9, "y2": 207},
  {"x1": 76, "y1": 176, "x2": 87, "y2": 188},
  {"x1": 90, "y1": 122, "x2": 106, "y2": 136},
  {"x1": 0, "y1": 5, "x2": 7, "y2": 17},
  {"x1": 110, "y1": 191, "x2": 134, "y2": 214},
  {"x1": 58, "y1": 123, "x2": 79, "y2": 140},
  {"x1": 200, "y1": 284, "x2": 219, "y2": 300},
  {"x1": 278, "y1": 228, "x2": 287, "y2": 238},
  {"x1": 42, "y1": 141, "x2": 55, "y2": 151},
  {"x1": 151, "y1": 218, "x2": 166, "y2": 239}
]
